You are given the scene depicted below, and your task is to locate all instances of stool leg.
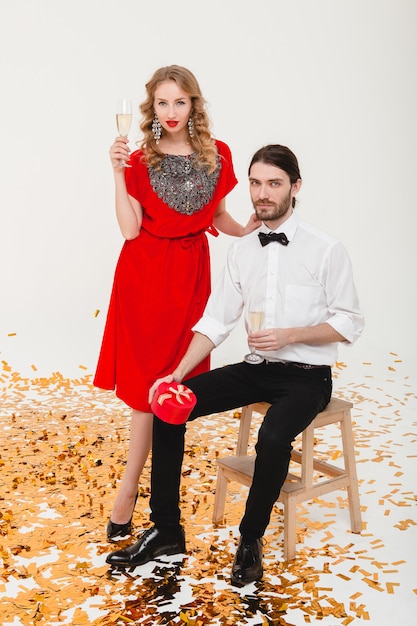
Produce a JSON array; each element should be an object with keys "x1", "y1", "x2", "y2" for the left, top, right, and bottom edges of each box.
[
  {"x1": 301, "y1": 423, "x2": 315, "y2": 489},
  {"x1": 341, "y1": 411, "x2": 362, "y2": 533},
  {"x1": 283, "y1": 495, "x2": 297, "y2": 561},
  {"x1": 212, "y1": 466, "x2": 228, "y2": 523}
]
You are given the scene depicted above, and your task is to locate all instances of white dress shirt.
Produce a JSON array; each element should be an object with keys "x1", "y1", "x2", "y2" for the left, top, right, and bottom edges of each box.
[{"x1": 193, "y1": 211, "x2": 364, "y2": 365}]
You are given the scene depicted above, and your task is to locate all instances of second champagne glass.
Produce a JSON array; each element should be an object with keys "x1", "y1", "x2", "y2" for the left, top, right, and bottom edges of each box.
[
  {"x1": 116, "y1": 99, "x2": 132, "y2": 167},
  {"x1": 244, "y1": 298, "x2": 265, "y2": 365}
]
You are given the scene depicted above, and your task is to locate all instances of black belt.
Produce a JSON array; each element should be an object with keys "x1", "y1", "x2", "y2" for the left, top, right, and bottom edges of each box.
[{"x1": 263, "y1": 360, "x2": 328, "y2": 370}]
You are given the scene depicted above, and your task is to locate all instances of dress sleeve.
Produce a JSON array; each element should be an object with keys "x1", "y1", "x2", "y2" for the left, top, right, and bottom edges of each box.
[
  {"x1": 124, "y1": 150, "x2": 145, "y2": 202},
  {"x1": 215, "y1": 140, "x2": 238, "y2": 197}
]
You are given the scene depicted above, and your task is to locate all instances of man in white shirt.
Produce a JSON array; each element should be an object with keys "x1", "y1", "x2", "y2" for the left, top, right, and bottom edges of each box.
[{"x1": 106, "y1": 144, "x2": 364, "y2": 586}]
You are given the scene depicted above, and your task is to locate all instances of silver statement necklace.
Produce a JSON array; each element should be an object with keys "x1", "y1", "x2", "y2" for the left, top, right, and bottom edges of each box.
[{"x1": 149, "y1": 153, "x2": 221, "y2": 215}]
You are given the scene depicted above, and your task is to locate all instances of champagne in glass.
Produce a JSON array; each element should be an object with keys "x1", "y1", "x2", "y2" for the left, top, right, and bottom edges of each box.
[
  {"x1": 244, "y1": 299, "x2": 265, "y2": 365},
  {"x1": 116, "y1": 99, "x2": 132, "y2": 167},
  {"x1": 249, "y1": 310, "x2": 265, "y2": 334},
  {"x1": 116, "y1": 113, "x2": 132, "y2": 136}
]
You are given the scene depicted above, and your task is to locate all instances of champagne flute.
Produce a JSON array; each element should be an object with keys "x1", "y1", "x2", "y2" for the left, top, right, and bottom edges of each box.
[
  {"x1": 116, "y1": 99, "x2": 132, "y2": 167},
  {"x1": 244, "y1": 298, "x2": 265, "y2": 365}
]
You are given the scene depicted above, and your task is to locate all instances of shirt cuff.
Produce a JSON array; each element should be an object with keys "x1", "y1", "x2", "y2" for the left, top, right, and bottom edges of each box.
[
  {"x1": 328, "y1": 314, "x2": 364, "y2": 344},
  {"x1": 192, "y1": 315, "x2": 231, "y2": 347}
]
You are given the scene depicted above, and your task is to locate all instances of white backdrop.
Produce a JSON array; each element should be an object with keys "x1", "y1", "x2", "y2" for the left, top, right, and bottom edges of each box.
[{"x1": 0, "y1": 0, "x2": 416, "y2": 382}]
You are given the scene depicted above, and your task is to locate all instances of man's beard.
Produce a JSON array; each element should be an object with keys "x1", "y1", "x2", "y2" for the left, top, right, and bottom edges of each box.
[{"x1": 253, "y1": 190, "x2": 292, "y2": 223}]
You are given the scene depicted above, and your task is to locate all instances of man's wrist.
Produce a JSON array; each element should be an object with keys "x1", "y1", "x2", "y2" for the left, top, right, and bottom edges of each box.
[{"x1": 284, "y1": 327, "x2": 299, "y2": 345}]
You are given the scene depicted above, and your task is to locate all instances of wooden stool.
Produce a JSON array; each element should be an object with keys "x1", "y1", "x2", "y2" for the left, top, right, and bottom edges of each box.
[{"x1": 212, "y1": 397, "x2": 362, "y2": 560}]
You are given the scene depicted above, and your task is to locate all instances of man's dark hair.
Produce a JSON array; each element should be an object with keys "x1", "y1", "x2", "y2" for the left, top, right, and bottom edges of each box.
[{"x1": 248, "y1": 144, "x2": 301, "y2": 184}]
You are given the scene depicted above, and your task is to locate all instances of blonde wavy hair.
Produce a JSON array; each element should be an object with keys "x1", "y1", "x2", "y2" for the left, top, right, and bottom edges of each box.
[{"x1": 138, "y1": 65, "x2": 218, "y2": 173}]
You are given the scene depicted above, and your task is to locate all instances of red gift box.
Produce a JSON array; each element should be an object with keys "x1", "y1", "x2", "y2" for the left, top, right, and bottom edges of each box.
[{"x1": 151, "y1": 382, "x2": 197, "y2": 425}]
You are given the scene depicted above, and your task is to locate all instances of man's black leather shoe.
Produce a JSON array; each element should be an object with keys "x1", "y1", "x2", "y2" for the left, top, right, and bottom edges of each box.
[
  {"x1": 105, "y1": 525, "x2": 185, "y2": 567},
  {"x1": 231, "y1": 537, "x2": 263, "y2": 586}
]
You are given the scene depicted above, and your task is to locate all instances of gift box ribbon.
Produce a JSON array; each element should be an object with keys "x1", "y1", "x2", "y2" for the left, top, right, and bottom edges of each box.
[{"x1": 157, "y1": 384, "x2": 193, "y2": 406}]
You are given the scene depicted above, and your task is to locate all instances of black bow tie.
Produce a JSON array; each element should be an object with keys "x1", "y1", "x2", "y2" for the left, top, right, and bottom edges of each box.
[{"x1": 258, "y1": 231, "x2": 289, "y2": 247}]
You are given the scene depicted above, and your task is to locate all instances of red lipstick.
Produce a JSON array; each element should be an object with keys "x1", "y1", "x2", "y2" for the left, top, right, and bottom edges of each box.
[{"x1": 166, "y1": 121, "x2": 178, "y2": 127}]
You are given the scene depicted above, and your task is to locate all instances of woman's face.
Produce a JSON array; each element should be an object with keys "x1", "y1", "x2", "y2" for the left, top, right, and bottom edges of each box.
[{"x1": 153, "y1": 80, "x2": 192, "y2": 138}]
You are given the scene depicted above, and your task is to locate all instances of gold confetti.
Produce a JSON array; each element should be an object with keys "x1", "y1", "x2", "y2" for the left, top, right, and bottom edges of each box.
[{"x1": 0, "y1": 356, "x2": 415, "y2": 624}]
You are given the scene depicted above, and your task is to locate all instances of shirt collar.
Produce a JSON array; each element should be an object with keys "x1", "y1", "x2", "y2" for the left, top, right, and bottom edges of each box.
[{"x1": 260, "y1": 211, "x2": 299, "y2": 243}]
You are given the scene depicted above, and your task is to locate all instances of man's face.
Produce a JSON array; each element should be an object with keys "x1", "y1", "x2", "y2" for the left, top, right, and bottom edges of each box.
[{"x1": 249, "y1": 162, "x2": 300, "y2": 227}]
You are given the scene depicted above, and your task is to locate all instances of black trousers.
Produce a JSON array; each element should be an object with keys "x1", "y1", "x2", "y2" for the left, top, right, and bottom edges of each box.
[{"x1": 150, "y1": 360, "x2": 332, "y2": 541}]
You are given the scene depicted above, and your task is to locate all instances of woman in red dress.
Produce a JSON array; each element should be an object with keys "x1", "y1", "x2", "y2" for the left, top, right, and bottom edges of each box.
[{"x1": 94, "y1": 66, "x2": 260, "y2": 539}]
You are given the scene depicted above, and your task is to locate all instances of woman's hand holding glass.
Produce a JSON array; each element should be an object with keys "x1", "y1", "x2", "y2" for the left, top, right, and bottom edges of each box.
[{"x1": 109, "y1": 136, "x2": 131, "y2": 169}]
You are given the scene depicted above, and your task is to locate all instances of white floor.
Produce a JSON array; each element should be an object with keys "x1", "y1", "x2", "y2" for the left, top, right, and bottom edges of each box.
[{"x1": 0, "y1": 353, "x2": 416, "y2": 625}]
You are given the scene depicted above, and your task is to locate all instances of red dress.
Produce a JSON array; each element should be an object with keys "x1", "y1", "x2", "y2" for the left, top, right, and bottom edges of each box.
[{"x1": 93, "y1": 140, "x2": 237, "y2": 411}]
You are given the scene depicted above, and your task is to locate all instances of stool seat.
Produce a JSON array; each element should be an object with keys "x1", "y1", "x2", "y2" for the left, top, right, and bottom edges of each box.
[{"x1": 212, "y1": 396, "x2": 362, "y2": 560}]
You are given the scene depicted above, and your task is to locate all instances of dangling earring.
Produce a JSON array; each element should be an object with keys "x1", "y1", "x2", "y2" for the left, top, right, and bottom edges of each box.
[
  {"x1": 152, "y1": 114, "x2": 162, "y2": 144},
  {"x1": 188, "y1": 116, "x2": 194, "y2": 138}
]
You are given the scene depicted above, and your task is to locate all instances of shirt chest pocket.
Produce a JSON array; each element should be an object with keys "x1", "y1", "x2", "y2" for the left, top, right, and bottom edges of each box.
[{"x1": 284, "y1": 285, "x2": 323, "y2": 326}]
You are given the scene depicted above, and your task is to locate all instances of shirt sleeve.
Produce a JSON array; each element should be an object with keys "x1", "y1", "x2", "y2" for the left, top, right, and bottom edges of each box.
[
  {"x1": 192, "y1": 242, "x2": 244, "y2": 346},
  {"x1": 323, "y1": 241, "x2": 365, "y2": 343}
]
